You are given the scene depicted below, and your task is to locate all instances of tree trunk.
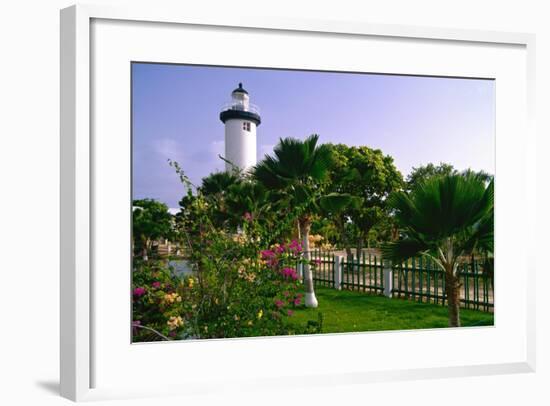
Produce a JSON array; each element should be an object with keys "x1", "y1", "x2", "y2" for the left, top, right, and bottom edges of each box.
[
  {"x1": 356, "y1": 238, "x2": 363, "y2": 259},
  {"x1": 300, "y1": 217, "x2": 318, "y2": 308},
  {"x1": 341, "y1": 221, "x2": 353, "y2": 258},
  {"x1": 445, "y1": 272, "x2": 461, "y2": 327},
  {"x1": 142, "y1": 238, "x2": 149, "y2": 261},
  {"x1": 338, "y1": 217, "x2": 353, "y2": 258},
  {"x1": 344, "y1": 243, "x2": 353, "y2": 259}
]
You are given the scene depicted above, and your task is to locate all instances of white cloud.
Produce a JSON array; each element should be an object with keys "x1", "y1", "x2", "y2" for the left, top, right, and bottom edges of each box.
[{"x1": 153, "y1": 138, "x2": 184, "y2": 161}]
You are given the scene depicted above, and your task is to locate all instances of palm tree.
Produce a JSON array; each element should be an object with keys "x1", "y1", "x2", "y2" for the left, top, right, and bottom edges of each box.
[
  {"x1": 254, "y1": 135, "x2": 334, "y2": 308},
  {"x1": 381, "y1": 173, "x2": 494, "y2": 327},
  {"x1": 225, "y1": 181, "x2": 271, "y2": 229},
  {"x1": 200, "y1": 171, "x2": 241, "y2": 197}
]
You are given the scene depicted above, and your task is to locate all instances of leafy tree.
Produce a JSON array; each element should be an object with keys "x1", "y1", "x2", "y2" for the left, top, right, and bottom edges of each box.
[
  {"x1": 381, "y1": 173, "x2": 494, "y2": 327},
  {"x1": 326, "y1": 144, "x2": 403, "y2": 255},
  {"x1": 406, "y1": 163, "x2": 493, "y2": 192},
  {"x1": 405, "y1": 162, "x2": 456, "y2": 192},
  {"x1": 319, "y1": 192, "x2": 361, "y2": 250},
  {"x1": 254, "y1": 134, "x2": 336, "y2": 308},
  {"x1": 133, "y1": 199, "x2": 173, "y2": 260}
]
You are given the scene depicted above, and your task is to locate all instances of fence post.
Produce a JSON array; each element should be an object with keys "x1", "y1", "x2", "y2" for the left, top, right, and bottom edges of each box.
[
  {"x1": 334, "y1": 255, "x2": 342, "y2": 290},
  {"x1": 297, "y1": 262, "x2": 304, "y2": 280},
  {"x1": 383, "y1": 259, "x2": 393, "y2": 298}
]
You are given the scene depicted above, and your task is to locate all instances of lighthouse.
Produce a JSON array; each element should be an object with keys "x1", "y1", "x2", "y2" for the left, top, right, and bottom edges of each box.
[{"x1": 219, "y1": 83, "x2": 261, "y2": 173}]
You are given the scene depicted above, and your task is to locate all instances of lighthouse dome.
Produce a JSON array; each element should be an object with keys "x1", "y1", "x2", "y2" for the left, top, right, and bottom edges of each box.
[{"x1": 231, "y1": 82, "x2": 248, "y2": 95}]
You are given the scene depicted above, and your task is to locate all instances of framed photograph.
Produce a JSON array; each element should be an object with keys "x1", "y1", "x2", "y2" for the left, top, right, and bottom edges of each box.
[{"x1": 60, "y1": 4, "x2": 536, "y2": 401}]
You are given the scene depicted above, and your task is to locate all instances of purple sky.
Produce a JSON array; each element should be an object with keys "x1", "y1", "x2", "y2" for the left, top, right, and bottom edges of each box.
[{"x1": 132, "y1": 63, "x2": 495, "y2": 208}]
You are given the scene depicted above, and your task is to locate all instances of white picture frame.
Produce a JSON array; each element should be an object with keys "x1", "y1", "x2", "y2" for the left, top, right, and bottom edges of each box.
[{"x1": 60, "y1": 4, "x2": 536, "y2": 402}]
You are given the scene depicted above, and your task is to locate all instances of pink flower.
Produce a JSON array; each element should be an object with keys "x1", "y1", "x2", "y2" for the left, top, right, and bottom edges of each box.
[
  {"x1": 275, "y1": 299, "x2": 284, "y2": 309},
  {"x1": 293, "y1": 297, "x2": 301, "y2": 305},
  {"x1": 313, "y1": 259, "x2": 322, "y2": 266},
  {"x1": 281, "y1": 267, "x2": 298, "y2": 280},
  {"x1": 287, "y1": 310, "x2": 294, "y2": 316},
  {"x1": 152, "y1": 281, "x2": 161, "y2": 289},
  {"x1": 243, "y1": 212, "x2": 253, "y2": 221},
  {"x1": 275, "y1": 244, "x2": 285, "y2": 254},
  {"x1": 261, "y1": 250, "x2": 275, "y2": 259},
  {"x1": 133, "y1": 287, "x2": 146, "y2": 297},
  {"x1": 283, "y1": 291, "x2": 290, "y2": 297},
  {"x1": 289, "y1": 239, "x2": 303, "y2": 252}
]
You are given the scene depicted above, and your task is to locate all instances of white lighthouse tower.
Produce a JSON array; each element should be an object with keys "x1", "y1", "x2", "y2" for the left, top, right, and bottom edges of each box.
[{"x1": 219, "y1": 83, "x2": 261, "y2": 173}]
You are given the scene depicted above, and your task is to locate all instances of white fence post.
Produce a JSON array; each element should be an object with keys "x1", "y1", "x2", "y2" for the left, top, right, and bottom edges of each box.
[
  {"x1": 383, "y1": 260, "x2": 393, "y2": 298},
  {"x1": 297, "y1": 262, "x2": 304, "y2": 279},
  {"x1": 334, "y1": 255, "x2": 343, "y2": 290}
]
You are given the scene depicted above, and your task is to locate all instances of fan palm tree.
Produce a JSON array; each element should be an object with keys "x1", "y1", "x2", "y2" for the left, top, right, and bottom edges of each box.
[
  {"x1": 381, "y1": 173, "x2": 494, "y2": 327},
  {"x1": 200, "y1": 171, "x2": 241, "y2": 197},
  {"x1": 224, "y1": 181, "x2": 271, "y2": 227},
  {"x1": 254, "y1": 134, "x2": 335, "y2": 308}
]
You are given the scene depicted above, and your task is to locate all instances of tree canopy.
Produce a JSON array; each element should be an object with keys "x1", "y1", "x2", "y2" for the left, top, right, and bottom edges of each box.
[
  {"x1": 406, "y1": 162, "x2": 493, "y2": 192},
  {"x1": 324, "y1": 144, "x2": 403, "y2": 253},
  {"x1": 133, "y1": 199, "x2": 173, "y2": 259}
]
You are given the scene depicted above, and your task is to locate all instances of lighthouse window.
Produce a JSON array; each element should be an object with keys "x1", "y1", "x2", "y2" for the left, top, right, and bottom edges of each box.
[{"x1": 243, "y1": 122, "x2": 251, "y2": 132}]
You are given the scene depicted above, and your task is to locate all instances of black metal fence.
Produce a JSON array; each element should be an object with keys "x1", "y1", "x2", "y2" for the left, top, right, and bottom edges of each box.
[{"x1": 307, "y1": 250, "x2": 494, "y2": 312}]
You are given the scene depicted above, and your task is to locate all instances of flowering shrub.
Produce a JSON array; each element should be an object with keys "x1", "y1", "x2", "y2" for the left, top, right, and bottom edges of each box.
[
  {"x1": 181, "y1": 229, "x2": 308, "y2": 339},
  {"x1": 132, "y1": 260, "x2": 194, "y2": 341},
  {"x1": 132, "y1": 163, "x2": 323, "y2": 341}
]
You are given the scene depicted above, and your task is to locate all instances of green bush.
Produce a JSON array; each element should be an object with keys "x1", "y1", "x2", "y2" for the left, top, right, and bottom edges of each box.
[{"x1": 132, "y1": 260, "x2": 194, "y2": 341}]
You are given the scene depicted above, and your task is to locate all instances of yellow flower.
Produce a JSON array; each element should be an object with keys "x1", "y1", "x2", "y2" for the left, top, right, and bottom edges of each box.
[
  {"x1": 187, "y1": 277, "x2": 194, "y2": 288},
  {"x1": 162, "y1": 292, "x2": 182, "y2": 305},
  {"x1": 167, "y1": 316, "x2": 184, "y2": 330},
  {"x1": 257, "y1": 309, "x2": 263, "y2": 319},
  {"x1": 247, "y1": 320, "x2": 253, "y2": 326}
]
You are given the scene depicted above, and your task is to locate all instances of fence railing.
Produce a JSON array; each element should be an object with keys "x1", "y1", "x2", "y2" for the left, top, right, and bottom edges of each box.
[
  {"x1": 309, "y1": 250, "x2": 335, "y2": 288},
  {"x1": 341, "y1": 253, "x2": 385, "y2": 295},
  {"x1": 305, "y1": 249, "x2": 494, "y2": 312}
]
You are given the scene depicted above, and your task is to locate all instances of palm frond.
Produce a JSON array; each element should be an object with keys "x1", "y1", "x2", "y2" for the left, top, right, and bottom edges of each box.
[
  {"x1": 391, "y1": 174, "x2": 493, "y2": 240},
  {"x1": 253, "y1": 134, "x2": 334, "y2": 189},
  {"x1": 319, "y1": 193, "x2": 361, "y2": 213},
  {"x1": 200, "y1": 171, "x2": 240, "y2": 195},
  {"x1": 381, "y1": 237, "x2": 430, "y2": 263},
  {"x1": 458, "y1": 209, "x2": 494, "y2": 255}
]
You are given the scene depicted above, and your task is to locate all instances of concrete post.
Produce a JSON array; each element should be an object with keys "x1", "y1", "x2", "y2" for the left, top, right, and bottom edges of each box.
[
  {"x1": 334, "y1": 255, "x2": 343, "y2": 290},
  {"x1": 383, "y1": 260, "x2": 393, "y2": 298},
  {"x1": 297, "y1": 262, "x2": 304, "y2": 279}
]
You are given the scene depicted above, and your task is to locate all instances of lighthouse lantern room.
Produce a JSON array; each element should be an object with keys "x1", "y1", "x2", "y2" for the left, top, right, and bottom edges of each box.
[{"x1": 219, "y1": 83, "x2": 261, "y2": 173}]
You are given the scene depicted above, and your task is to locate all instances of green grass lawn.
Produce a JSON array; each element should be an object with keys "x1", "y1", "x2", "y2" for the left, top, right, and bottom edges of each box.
[{"x1": 289, "y1": 287, "x2": 494, "y2": 333}]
